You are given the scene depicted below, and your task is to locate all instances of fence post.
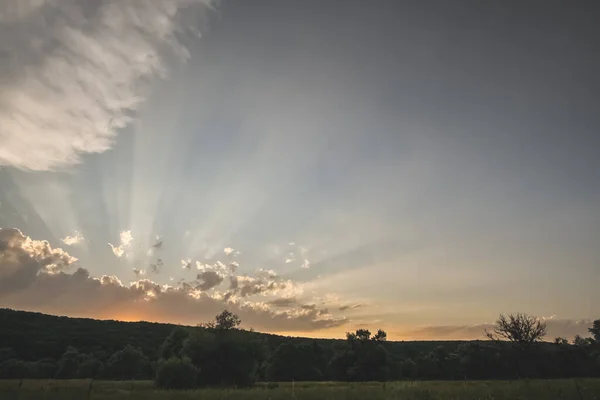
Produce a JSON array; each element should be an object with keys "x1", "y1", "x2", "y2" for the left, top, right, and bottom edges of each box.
[{"x1": 87, "y1": 378, "x2": 94, "y2": 400}]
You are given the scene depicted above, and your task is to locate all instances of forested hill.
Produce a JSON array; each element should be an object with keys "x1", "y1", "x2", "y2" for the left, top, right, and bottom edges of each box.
[
  {"x1": 2, "y1": 308, "x2": 598, "y2": 383},
  {"x1": 0, "y1": 308, "x2": 460, "y2": 362}
]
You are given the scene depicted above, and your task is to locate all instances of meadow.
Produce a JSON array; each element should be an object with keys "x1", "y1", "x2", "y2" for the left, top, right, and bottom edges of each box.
[{"x1": 1, "y1": 379, "x2": 599, "y2": 400}]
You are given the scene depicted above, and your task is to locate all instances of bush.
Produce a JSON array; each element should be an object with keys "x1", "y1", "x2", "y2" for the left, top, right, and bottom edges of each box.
[
  {"x1": 102, "y1": 345, "x2": 150, "y2": 380},
  {"x1": 155, "y1": 357, "x2": 198, "y2": 390}
]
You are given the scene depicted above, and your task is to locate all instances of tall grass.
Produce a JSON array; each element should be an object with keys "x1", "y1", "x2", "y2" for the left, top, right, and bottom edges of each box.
[{"x1": 0, "y1": 379, "x2": 599, "y2": 399}]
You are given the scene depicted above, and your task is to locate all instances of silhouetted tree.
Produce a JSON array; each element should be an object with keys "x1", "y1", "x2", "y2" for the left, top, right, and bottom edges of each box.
[
  {"x1": 485, "y1": 313, "x2": 548, "y2": 379},
  {"x1": 266, "y1": 342, "x2": 324, "y2": 381},
  {"x1": 554, "y1": 337, "x2": 569, "y2": 345},
  {"x1": 329, "y1": 328, "x2": 391, "y2": 381},
  {"x1": 573, "y1": 334, "x2": 594, "y2": 347},
  {"x1": 373, "y1": 329, "x2": 387, "y2": 342},
  {"x1": 215, "y1": 310, "x2": 241, "y2": 331},
  {"x1": 103, "y1": 345, "x2": 150, "y2": 380},
  {"x1": 174, "y1": 312, "x2": 261, "y2": 387},
  {"x1": 77, "y1": 357, "x2": 103, "y2": 378},
  {"x1": 589, "y1": 320, "x2": 600, "y2": 342},
  {"x1": 155, "y1": 357, "x2": 198, "y2": 389},
  {"x1": 160, "y1": 327, "x2": 190, "y2": 359},
  {"x1": 486, "y1": 313, "x2": 547, "y2": 347},
  {"x1": 55, "y1": 347, "x2": 80, "y2": 379}
]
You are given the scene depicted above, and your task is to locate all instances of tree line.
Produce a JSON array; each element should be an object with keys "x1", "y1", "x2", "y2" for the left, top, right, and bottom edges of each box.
[{"x1": 0, "y1": 308, "x2": 598, "y2": 387}]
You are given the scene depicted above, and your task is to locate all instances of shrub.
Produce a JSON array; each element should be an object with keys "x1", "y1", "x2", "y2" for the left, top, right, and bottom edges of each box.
[
  {"x1": 155, "y1": 357, "x2": 198, "y2": 390},
  {"x1": 102, "y1": 345, "x2": 150, "y2": 380}
]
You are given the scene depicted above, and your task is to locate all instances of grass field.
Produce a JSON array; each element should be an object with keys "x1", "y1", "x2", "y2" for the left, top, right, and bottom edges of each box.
[{"x1": 0, "y1": 379, "x2": 599, "y2": 399}]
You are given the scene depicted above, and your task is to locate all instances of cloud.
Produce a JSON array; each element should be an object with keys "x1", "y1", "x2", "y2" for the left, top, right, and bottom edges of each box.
[
  {"x1": 190, "y1": 261, "x2": 232, "y2": 290},
  {"x1": 181, "y1": 259, "x2": 192, "y2": 269},
  {"x1": 132, "y1": 268, "x2": 146, "y2": 278},
  {"x1": 152, "y1": 237, "x2": 164, "y2": 249},
  {"x1": 108, "y1": 230, "x2": 133, "y2": 258},
  {"x1": 285, "y1": 258, "x2": 294, "y2": 264},
  {"x1": 196, "y1": 261, "x2": 228, "y2": 276},
  {"x1": 268, "y1": 297, "x2": 297, "y2": 308},
  {"x1": 397, "y1": 319, "x2": 597, "y2": 341},
  {"x1": 61, "y1": 231, "x2": 84, "y2": 246},
  {"x1": 229, "y1": 275, "x2": 298, "y2": 299},
  {"x1": 0, "y1": 231, "x2": 344, "y2": 332},
  {"x1": 255, "y1": 268, "x2": 277, "y2": 279},
  {"x1": 339, "y1": 304, "x2": 362, "y2": 311},
  {"x1": 301, "y1": 259, "x2": 310, "y2": 269},
  {"x1": 119, "y1": 231, "x2": 133, "y2": 247},
  {"x1": 196, "y1": 270, "x2": 223, "y2": 291},
  {"x1": 0, "y1": 228, "x2": 77, "y2": 294},
  {"x1": 149, "y1": 258, "x2": 163, "y2": 274},
  {"x1": 224, "y1": 247, "x2": 235, "y2": 256},
  {"x1": 109, "y1": 245, "x2": 125, "y2": 258},
  {"x1": 0, "y1": 0, "x2": 215, "y2": 171}
]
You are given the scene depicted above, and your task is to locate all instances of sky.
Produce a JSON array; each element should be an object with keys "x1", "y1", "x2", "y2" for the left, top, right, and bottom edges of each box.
[{"x1": 0, "y1": 0, "x2": 599, "y2": 341}]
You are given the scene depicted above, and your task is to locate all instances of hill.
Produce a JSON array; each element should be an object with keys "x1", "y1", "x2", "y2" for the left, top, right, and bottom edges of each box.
[
  {"x1": 0, "y1": 308, "x2": 462, "y2": 362},
  {"x1": 3, "y1": 308, "x2": 597, "y2": 382}
]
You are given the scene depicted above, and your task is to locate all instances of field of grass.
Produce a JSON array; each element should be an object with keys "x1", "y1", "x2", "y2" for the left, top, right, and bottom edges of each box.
[{"x1": 0, "y1": 379, "x2": 599, "y2": 399}]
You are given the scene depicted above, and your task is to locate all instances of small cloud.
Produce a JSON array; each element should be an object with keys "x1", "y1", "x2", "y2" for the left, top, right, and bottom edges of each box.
[
  {"x1": 339, "y1": 304, "x2": 362, "y2": 311},
  {"x1": 268, "y1": 297, "x2": 297, "y2": 308},
  {"x1": 109, "y1": 244, "x2": 125, "y2": 258},
  {"x1": 119, "y1": 231, "x2": 133, "y2": 247},
  {"x1": 288, "y1": 241, "x2": 295, "y2": 246},
  {"x1": 224, "y1": 247, "x2": 235, "y2": 256},
  {"x1": 132, "y1": 268, "x2": 146, "y2": 278},
  {"x1": 285, "y1": 258, "x2": 294, "y2": 264},
  {"x1": 196, "y1": 270, "x2": 224, "y2": 291},
  {"x1": 256, "y1": 269, "x2": 277, "y2": 279},
  {"x1": 150, "y1": 258, "x2": 163, "y2": 274},
  {"x1": 108, "y1": 230, "x2": 133, "y2": 258},
  {"x1": 181, "y1": 259, "x2": 192, "y2": 269},
  {"x1": 301, "y1": 259, "x2": 310, "y2": 269},
  {"x1": 230, "y1": 261, "x2": 239, "y2": 272},
  {"x1": 61, "y1": 231, "x2": 84, "y2": 246},
  {"x1": 152, "y1": 237, "x2": 164, "y2": 249},
  {"x1": 196, "y1": 261, "x2": 229, "y2": 278}
]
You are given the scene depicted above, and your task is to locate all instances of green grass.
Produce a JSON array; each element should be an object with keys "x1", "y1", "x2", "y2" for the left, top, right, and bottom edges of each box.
[{"x1": 1, "y1": 379, "x2": 599, "y2": 399}]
